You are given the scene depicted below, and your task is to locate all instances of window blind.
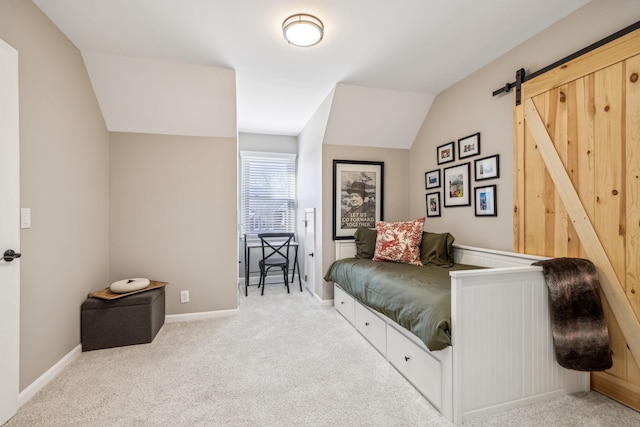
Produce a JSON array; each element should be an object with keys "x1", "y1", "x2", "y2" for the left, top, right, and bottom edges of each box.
[{"x1": 240, "y1": 152, "x2": 296, "y2": 236}]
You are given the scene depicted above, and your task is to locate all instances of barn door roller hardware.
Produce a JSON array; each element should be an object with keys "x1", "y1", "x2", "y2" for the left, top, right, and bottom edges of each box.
[
  {"x1": 493, "y1": 68, "x2": 525, "y2": 103},
  {"x1": 492, "y1": 20, "x2": 640, "y2": 105}
]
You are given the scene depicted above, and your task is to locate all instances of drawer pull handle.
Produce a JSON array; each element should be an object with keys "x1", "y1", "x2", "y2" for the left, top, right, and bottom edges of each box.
[
  {"x1": 404, "y1": 356, "x2": 411, "y2": 362},
  {"x1": 365, "y1": 322, "x2": 370, "y2": 326}
]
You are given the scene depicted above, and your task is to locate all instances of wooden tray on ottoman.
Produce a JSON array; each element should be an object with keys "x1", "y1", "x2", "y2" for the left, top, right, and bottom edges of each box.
[{"x1": 88, "y1": 280, "x2": 168, "y2": 300}]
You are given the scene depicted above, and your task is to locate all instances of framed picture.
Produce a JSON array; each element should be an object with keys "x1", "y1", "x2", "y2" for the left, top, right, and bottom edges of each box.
[
  {"x1": 425, "y1": 169, "x2": 440, "y2": 189},
  {"x1": 443, "y1": 163, "x2": 471, "y2": 207},
  {"x1": 437, "y1": 141, "x2": 455, "y2": 165},
  {"x1": 332, "y1": 160, "x2": 384, "y2": 240},
  {"x1": 475, "y1": 184, "x2": 497, "y2": 216},
  {"x1": 458, "y1": 132, "x2": 480, "y2": 159},
  {"x1": 426, "y1": 192, "x2": 441, "y2": 217},
  {"x1": 474, "y1": 154, "x2": 500, "y2": 181}
]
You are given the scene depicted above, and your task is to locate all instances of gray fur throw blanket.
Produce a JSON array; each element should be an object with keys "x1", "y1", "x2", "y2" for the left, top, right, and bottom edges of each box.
[{"x1": 532, "y1": 257, "x2": 612, "y2": 371}]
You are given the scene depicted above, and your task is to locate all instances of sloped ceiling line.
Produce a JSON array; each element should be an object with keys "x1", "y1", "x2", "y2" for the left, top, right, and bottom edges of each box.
[{"x1": 33, "y1": 0, "x2": 592, "y2": 147}]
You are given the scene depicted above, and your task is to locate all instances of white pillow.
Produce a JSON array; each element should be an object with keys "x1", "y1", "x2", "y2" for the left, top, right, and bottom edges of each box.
[{"x1": 110, "y1": 278, "x2": 150, "y2": 293}]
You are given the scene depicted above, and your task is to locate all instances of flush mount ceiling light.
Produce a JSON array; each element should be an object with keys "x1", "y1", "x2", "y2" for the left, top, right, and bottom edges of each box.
[{"x1": 282, "y1": 13, "x2": 324, "y2": 47}]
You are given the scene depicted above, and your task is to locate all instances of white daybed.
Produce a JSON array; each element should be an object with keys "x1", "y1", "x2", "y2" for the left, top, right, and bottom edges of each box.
[{"x1": 330, "y1": 241, "x2": 589, "y2": 424}]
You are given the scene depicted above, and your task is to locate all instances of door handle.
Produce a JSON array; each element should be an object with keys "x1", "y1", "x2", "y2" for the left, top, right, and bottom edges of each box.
[
  {"x1": 3, "y1": 249, "x2": 21, "y2": 262},
  {"x1": 308, "y1": 252, "x2": 314, "y2": 257}
]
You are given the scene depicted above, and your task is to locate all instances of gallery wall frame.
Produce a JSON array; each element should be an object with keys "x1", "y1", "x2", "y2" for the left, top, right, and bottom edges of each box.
[
  {"x1": 443, "y1": 162, "x2": 471, "y2": 207},
  {"x1": 458, "y1": 132, "x2": 480, "y2": 159},
  {"x1": 426, "y1": 192, "x2": 441, "y2": 217},
  {"x1": 437, "y1": 141, "x2": 455, "y2": 165},
  {"x1": 425, "y1": 169, "x2": 440, "y2": 189},
  {"x1": 474, "y1": 154, "x2": 500, "y2": 181},
  {"x1": 332, "y1": 160, "x2": 384, "y2": 240},
  {"x1": 475, "y1": 184, "x2": 497, "y2": 216}
]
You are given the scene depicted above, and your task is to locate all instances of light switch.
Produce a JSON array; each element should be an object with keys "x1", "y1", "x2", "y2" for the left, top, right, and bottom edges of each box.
[{"x1": 21, "y1": 208, "x2": 31, "y2": 229}]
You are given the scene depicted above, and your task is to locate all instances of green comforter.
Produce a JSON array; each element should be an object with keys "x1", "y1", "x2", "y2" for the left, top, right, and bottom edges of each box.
[{"x1": 324, "y1": 258, "x2": 481, "y2": 351}]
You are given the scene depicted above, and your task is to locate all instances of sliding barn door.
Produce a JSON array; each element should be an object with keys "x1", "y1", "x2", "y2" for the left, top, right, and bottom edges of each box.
[{"x1": 514, "y1": 29, "x2": 640, "y2": 410}]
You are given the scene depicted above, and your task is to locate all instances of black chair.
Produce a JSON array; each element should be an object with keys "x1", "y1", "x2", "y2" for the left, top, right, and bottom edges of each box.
[{"x1": 257, "y1": 233, "x2": 295, "y2": 295}]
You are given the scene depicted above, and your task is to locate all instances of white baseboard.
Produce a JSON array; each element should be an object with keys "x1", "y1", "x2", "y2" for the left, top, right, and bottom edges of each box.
[
  {"x1": 318, "y1": 296, "x2": 334, "y2": 306},
  {"x1": 239, "y1": 274, "x2": 301, "y2": 287},
  {"x1": 165, "y1": 308, "x2": 238, "y2": 323},
  {"x1": 19, "y1": 344, "x2": 82, "y2": 407},
  {"x1": 307, "y1": 283, "x2": 332, "y2": 306},
  {"x1": 304, "y1": 283, "x2": 332, "y2": 306},
  {"x1": 247, "y1": 278, "x2": 330, "y2": 305}
]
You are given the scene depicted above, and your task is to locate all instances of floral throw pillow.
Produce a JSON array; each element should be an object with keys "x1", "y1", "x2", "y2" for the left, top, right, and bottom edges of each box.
[{"x1": 373, "y1": 217, "x2": 425, "y2": 265}]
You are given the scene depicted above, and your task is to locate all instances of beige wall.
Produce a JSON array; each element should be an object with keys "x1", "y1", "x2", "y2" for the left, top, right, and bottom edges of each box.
[
  {"x1": 0, "y1": 0, "x2": 110, "y2": 390},
  {"x1": 321, "y1": 145, "x2": 410, "y2": 299},
  {"x1": 409, "y1": 0, "x2": 640, "y2": 252},
  {"x1": 110, "y1": 132, "x2": 238, "y2": 314}
]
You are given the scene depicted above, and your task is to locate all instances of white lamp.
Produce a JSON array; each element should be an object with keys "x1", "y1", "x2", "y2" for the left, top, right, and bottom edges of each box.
[{"x1": 282, "y1": 14, "x2": 324, "y2": 47}]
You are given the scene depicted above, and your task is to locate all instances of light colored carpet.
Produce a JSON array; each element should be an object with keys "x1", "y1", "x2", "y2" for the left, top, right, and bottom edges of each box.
[{"x1": 5, "y1": 284, "x2": 640, "y2": 426}]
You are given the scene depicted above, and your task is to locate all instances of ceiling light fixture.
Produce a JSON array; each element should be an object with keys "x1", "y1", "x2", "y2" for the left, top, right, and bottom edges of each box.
[{"x1": 282, "y1": 14, "x2": 324, "y2": 47}]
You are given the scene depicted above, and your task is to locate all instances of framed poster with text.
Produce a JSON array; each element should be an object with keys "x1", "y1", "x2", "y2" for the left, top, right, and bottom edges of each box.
[{"x1": 332, "y1": 160, "x2": 384, "y2": 240}]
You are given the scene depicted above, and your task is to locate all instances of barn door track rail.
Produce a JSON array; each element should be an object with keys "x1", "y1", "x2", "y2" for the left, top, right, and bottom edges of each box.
[{"x1": 493, "y1": 20, "x2": 640, "y2": 105}]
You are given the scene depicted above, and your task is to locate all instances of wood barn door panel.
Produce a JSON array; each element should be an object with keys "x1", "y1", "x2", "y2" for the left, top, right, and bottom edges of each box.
[
  {"x1": 564, "y1": 81, "x2": 583, "y2": 257},
  {"x1": 573, "y1": 74, "x2": 596, "y2": 259},
  {"x1": 525, "y1": 89, "x2": 584, "y2": 258},
  {"x1": 515, "y1": 44, "x2": 640, "y2": 410},
  {"x1": 602, "y1": 295, "x2": 629, "y2": 378},
  {"x1": 629, "y1": 348, "x2": 640, "y2": 385},
  {"x1": 626, "y1": 54, "x2": 640, "y2": 317},
  {"x1": 594, "y1": 63, "x2": 626, "y2": 284},
  {"x1": 546, "y1": 87, "x2": 570, "y2": 257},
  {"x1": 523, "y1": 95, "x2": 550, "y2": 255},
  {"x1": 591, "y1": 372, "x2": 640, "y2": 409},
  {"x1": 522, "y1": 29, "x2": 640, "y2": 101},
  {"x1": 513, "y1": 103, "x2": 525, "y2": 252}
]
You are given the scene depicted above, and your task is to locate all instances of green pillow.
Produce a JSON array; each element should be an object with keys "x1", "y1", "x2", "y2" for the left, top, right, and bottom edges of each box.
[
  {"x1": 354, "y1": 227, "x2": 377, "y2": 259},
  {"x1": 420, "y1": 232, "x2": 455, "y2": 267}
]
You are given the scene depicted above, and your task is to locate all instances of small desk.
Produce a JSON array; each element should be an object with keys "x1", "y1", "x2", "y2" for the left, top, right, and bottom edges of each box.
[{"x1": 244, "y1": 236, "x2": 302, "y2": 296}]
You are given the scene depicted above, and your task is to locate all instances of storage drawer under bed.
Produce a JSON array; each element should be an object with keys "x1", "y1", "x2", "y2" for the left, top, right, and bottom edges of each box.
[
  {"x1": 334, "y1": 285, "x2": 355, "y2": 324},
  {"x1": 355, "y1": 302, "x2": 387, "y2": 356},
  {"x1": 386, "y1": 325, "x2": 443, "y2": 409}
]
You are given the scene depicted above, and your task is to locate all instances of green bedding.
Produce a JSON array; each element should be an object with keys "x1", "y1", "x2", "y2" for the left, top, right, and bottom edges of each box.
[{"x1": 324, "y1": 258, "x2": 481, "y2": 351}]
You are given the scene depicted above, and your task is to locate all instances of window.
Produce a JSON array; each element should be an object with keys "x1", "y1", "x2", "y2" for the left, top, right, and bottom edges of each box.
[{"x1": 240, "y1": 151, "x2": 296, "y2": 236}]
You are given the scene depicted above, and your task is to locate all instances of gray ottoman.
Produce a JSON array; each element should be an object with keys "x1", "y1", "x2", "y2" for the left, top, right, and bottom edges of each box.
[{"x1": 81, "y1": 288, "x2": 165, "y2": 351}]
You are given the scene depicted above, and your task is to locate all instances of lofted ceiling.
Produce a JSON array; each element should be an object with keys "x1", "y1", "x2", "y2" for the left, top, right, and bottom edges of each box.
[{"x1": 33, "y1": 0, "x2": 591, "y2": 147}]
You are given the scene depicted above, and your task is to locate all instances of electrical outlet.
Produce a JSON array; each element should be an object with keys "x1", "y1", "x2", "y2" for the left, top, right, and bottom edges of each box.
[{"x1": 180, "y1": 290, "x2": 190, "y2": 303}]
